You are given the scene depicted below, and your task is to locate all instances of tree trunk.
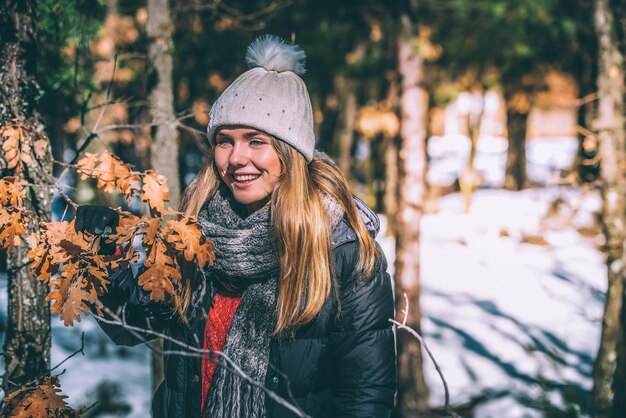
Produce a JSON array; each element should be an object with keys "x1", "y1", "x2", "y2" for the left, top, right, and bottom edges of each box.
[
  {"x1": 591, "y1": 0, "x2": 626, "y2": 416},
  {"x1": 504, "y1": 101, "x2": 529, "y2": 191},
  {"x1": 332, "y1": 75, "x2": 357, "y2": 180},
  {"x1": 384, "y1": 135, "x2": 398, "y2": 237},
  {"x1": 460, "y1": 98, "x2": 484, "y2": 213},
  {"x1": 147, "y1": 0, "x2": 180, "y2": 392},
  {"x1": 0, "y1": 0, "x2": 52, "y2": 394},
  {"x1": 394, "y1": 12, "x2": 431, "y2": 418}
]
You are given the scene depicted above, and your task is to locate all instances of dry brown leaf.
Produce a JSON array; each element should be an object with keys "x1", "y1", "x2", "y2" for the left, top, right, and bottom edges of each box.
[
  {"x1": 138, "y1": 239, "x2": 180, "y2": 301},
  {"x1": 0, "y1": 376, "x2": 78, "y2": 417},
  {"x1": 60, "y1": 282, "x2": 94, "y2": 326},
  {"x1": 77, "y1": 153, "x2": 142, "y2": 201},
  {"x1": 47, "y1": 263, "x2": 77, "y2": 317},
  {"x1": 34, "y1": 137, "x2": 48, "y2": 159},
  {"x1": 0, "y1": 206, "x2": 27, "y2": 254},
  {"x1": 141, "y1": 171, "x2": 169, "y2": 214},
  {"x1": 112, "y1": 159, "x2": 141, "y2": 201},
  {"x1": 165, "y1": 218, "x2": 215, "y2": 268},
  {"x1": 1, "y1": 124, "x2": 21, "y2": 172},
  {"x1": 141, "y1": 217, "x2": 161, "y2": 246},
  {"x1": 93, "y1": 153, "x2": 119, "y2": 193},
  {"x1": 113, "y1": 213, "x2": 142, "y2": 245},
  {"x1": 76, "y1": 152, "x2": 99, "y2": 178},
  {"x1": 0, "y1": 121, "x2": 44, "y2": 174},
  {"x1": 0, "y1": 176, "x2": 27, "y2": 207}
]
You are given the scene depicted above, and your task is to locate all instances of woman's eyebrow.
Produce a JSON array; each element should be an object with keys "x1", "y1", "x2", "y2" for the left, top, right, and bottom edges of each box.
[{"x1": 243, "y1": 131, "x2": 269, "y2": 139}]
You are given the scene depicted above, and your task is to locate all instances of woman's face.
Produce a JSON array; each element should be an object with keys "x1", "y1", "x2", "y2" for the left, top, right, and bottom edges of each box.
[{"x1": 214, "y1": 127, "x2": 282, "y2": 213}]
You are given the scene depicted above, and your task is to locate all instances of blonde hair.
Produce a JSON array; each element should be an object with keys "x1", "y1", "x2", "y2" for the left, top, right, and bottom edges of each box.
[{"x1": 177, "y1": 140, "x2": 377, "y2": 333}]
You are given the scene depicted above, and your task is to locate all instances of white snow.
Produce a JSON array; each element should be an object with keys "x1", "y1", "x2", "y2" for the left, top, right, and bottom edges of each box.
[{"x1": 378, "y1": 187, "x2": 604, "y2": 417}]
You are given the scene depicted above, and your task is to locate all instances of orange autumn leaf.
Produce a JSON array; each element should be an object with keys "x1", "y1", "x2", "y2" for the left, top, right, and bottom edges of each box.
[
  {"x1": 34, "y1": 137, "x2": 48, "y2": 159},
  {"x1": 0, "y1": 206, "x2": 27, "y2": 254},
  {"x1": 1, "y1": 125, "x2": 22, "y2": 172},
  {"x1": 140, "y1": 216, "x2": 161, "y2": 246},
  {"x1": 0, "y1": 176, "x2": 27, "y2": 207},
  {"x1": 0, "y1": 376, "x2": 78, "y2": 417},
  {"x1": 141, "y1": 171, "x2": 169, "y2": 214},
  {"x1": 138, "y1": 239, "x2": 180, "y2": 301},
  {"x1": 1, "y1": 120, "x2": 45, "y2": 174},
  {"x1": 76, "y1": 152, "x2": 99, "y2": 177},
  {"x1": 165, "y1": 218, "x2": 215, "y2": 268},
  {"x1": 113, "y1": 213, "x2": 143, "y2": 245},
  {"x1": 92, "y1": 153, "x2": 119, "y2": 193},
  {"x1": 77, "y1": 153, "x2": 141, "y2": 201},
  {"x1": 60, "y1": 282, "x2": 95, "y2": 326},
  {"x1": 112, "y1": 159, "x2": 141, "y2": 201},
  {"x1": 28, "y1": 243, "x2": 56, "y2": 284},
  {"x1": 47, "y1": 263, "x2": 78, "y2": 317},
  {"x1": 31, "y1": 220, "x2": 114, "y2": 325}
]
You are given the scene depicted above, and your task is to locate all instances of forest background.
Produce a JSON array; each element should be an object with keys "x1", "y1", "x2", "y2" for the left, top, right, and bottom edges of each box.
[{"x1": 1, "y1": 0, "x2": 625, "y2": 417}]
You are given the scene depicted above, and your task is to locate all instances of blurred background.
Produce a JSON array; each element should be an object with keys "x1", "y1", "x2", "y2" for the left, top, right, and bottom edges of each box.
[{"x1": 1, "y1": 0, "x2": 625, "y2": 417}]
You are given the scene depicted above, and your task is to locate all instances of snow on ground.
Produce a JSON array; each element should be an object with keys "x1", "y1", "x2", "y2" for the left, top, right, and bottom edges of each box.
[
  {"x1": 1, "y1": 186, "x2": 605, "y2": 417},
  {"x1": 51, "y1": 317, "x2": 152, "y2": 417},
  {"x1": 0, "y1": 282, "x2": 152, "y2": 417},
  {"x1": 378, "y1": 187, "x2": 604, "y2": 417}
]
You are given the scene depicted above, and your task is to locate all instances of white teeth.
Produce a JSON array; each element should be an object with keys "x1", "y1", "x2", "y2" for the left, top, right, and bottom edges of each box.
[{"x1": 233, "y1": 174, "x2": 260, "y2": 182}]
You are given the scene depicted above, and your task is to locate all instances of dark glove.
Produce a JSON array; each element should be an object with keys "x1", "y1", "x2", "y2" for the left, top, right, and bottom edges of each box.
[{"x1": 75, "y1": 205, "x2": 120, "y2": 255}]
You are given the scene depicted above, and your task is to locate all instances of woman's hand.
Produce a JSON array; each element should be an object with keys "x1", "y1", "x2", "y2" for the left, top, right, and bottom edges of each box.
[{"x1": 74, "y1": 205, "x2": 120, "y2": 255}]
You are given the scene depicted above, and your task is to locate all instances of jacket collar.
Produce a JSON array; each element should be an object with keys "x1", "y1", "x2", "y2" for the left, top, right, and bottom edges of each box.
[{"x1": 331, "y1": 196, "x2": 380, "y2": 248}]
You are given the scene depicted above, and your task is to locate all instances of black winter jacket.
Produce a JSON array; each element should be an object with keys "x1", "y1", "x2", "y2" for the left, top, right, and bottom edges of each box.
[{"x1": 96, "y1": 202, "x2": 396, "y2": 417}]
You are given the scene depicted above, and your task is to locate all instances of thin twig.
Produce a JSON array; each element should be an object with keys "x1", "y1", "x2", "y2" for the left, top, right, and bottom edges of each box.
[
  {"x1": 93, "y1": 306, "x2": 310, "y2": 418},
  {"x1": 10, "y1": 333, "x2": 86, "y2": 390},
  {"x1": 49, "y1": 333, "x2": 86, "y2": 374},
  {"x1": 390, "y1": 293, "x2": 461, "y2": 418},
  {"x1": 576, "y1": 124, "x2": 597, "y2": 138}
]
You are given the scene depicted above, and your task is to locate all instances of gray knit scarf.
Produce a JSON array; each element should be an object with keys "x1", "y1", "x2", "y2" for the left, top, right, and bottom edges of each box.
[{"x1": 196, "y1": 186, "x2": 344, "y2": 418}]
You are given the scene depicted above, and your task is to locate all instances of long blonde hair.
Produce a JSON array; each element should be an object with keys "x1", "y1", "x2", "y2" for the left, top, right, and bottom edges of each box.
[{"x1": 177, "y1": 139, "x2": 377, "y2": 333}]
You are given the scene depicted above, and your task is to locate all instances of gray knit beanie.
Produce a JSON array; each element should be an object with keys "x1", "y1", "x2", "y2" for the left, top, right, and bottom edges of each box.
[{"x1": 206, "y1": 35, "x2": 315, "y2": 162}]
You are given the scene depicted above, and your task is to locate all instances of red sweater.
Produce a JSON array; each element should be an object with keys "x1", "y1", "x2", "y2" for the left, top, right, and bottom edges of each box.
[{"x1": 201, "y1": 292, "x2": 241, "y2": 413}]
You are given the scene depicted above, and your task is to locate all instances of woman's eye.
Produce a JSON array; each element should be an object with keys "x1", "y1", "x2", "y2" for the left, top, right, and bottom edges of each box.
[
  {"x1": 216, "y1": 137, "x2": 232, "y2": 146},
  {"x1": 250, "y1": 139, "x2": 267, "y2": 146}
]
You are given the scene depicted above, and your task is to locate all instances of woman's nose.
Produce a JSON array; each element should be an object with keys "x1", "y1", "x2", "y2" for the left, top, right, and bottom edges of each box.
[{"x1": 229, "y1": 143, "x2": 249, "y2": 166}]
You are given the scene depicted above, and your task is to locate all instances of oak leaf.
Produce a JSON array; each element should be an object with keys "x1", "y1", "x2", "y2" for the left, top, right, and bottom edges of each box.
[
  {"x1": 76, "y1": 152, "x2": 99, "y2": 178},
  {"x1": 77, "y1": 153, "x2": 141, "y2": 201},
  {"x1": 140, "y1": 216, "x2": 161, "y2": 246},
  {"x1": 141, "y1": 171, "x2": 169, "y2": 214},
  {"x1": 1, "y1": 125, "x2": 21, "y2": 172},
  {"x1": 113, "y1": 213, "x2": 142, "y2": 245},
  {"x1": 60, "y1": 281, "x2": 95, "y2": 326},
  {"x1": 138, "y1": 239, "x2": 180, "y2": 301},
  {"x1": 0, "y1": 206, "x2": 27, "y2": 254},
  {"x1": 0, "y1": 376, "x2": 78, "y2": 417},
  {"x1": 34, "y1": 137, "x2": 48, "y2": 159},
  {"x1": 165, "y1": 218, "x2": 215, "y2": 268},
  {"x1": 0, "y1": 176, "x2": 27, "y2": 207}
]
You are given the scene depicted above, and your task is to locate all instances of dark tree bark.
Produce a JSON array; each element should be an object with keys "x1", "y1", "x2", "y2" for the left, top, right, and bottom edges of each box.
[
  {"x1": 0, "y1": 0, "x2": 52, "y2": 394},
  {"x1": 591, "y1": 0, "x2": 626, "y2": 417},
  {"x1": 383, "y1": 135, "x2": 398, "y2": 237},
  {"x1": 332, "y1": 75, "x2": 358, "y2": 180},
  {"x1": 394, "y1": 6, "x2": 431, "y2": 417},
  {"x1": 504, "y1": 101, "x2": 529, "y2": 191},
  {"x1": 147, "y1": 0, "x2": 180, "y2": 391}
]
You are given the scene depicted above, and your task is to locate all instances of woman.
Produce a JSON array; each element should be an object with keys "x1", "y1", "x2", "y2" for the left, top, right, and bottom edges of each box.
[{"x1": 77, "y1": 35, "x2": 396, "y2": 418}]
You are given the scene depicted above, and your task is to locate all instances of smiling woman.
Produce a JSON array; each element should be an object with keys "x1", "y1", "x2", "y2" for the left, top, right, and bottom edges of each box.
[{"x1": 83, "y1": 34, "x2": 397, "y2": 418}]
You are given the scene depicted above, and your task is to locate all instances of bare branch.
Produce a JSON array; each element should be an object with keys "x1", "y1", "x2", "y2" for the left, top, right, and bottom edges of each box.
[
  {"x1": 390, "y1": 293, "x2": 461, "y2": 418},
  {"x1": 92, "y1": 306, "x2": 311, "y2": 418},
  {"x1": 49, "y1": 333, "x2": 86, "y2": 375}
]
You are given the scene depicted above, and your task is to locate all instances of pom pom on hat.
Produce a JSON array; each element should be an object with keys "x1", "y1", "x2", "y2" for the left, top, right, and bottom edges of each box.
[{"x1": 245, "y1": 35, "x2": 306, "y2": 75}]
